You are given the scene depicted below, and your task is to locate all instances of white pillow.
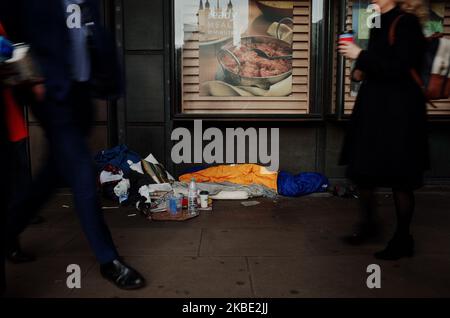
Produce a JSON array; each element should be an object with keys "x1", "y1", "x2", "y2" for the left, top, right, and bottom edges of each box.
[{"x1": 210, "y1": 191, "x2": 249, "y2": 200}]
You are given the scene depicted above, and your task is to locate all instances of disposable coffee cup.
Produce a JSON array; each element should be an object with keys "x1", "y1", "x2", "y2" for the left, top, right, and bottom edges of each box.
[
  {"x1": 199, "y1": 191, "x2": 209, "y2": 208},
  {"x1": 339, "y1": 31, "x2": 354, "y2": 43}
]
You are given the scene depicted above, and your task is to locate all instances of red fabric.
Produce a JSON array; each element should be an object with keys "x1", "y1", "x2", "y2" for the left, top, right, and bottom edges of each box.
[
  {"x1": 4, "y1": 89, "x2": 28, "y2": 141},
  {"x1": 1, "y1": 21, "x2": 28, "y2": 142}
]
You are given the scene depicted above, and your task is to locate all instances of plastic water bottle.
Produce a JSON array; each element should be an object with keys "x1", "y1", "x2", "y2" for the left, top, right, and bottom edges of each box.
[{"x1": 188, "y1": 178, "x2": 198, "y2": 216}]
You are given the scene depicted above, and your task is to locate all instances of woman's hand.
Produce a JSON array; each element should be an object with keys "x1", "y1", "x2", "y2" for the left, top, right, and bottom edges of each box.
[{"x1": 338, "y1": 42, "x2": 363, "y2": 60}]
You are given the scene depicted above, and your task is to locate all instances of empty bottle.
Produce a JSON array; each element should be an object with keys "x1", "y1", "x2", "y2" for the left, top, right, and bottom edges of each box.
[{"x1": 188, "y1": 178, "x2": 198, "y2": 216}]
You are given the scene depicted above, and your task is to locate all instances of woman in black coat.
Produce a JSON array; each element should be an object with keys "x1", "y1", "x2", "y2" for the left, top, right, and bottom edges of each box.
[{"x1": 338, "y1": 0, "x2": 429, "y2": 260}]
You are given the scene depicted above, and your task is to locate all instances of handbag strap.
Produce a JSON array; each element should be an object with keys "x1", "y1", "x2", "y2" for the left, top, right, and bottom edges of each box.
[
  {"x1": 389, "y1": 14, "x2": 405, "y2": 46},
  {"x1": 388, "y1": 13, "x2": 434, "y2": 106}
]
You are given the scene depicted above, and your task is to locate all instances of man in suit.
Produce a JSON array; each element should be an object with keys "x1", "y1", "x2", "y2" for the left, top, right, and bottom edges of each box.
[{"x1": 0, "y1": 0, "x2": 145, "y2": 290}]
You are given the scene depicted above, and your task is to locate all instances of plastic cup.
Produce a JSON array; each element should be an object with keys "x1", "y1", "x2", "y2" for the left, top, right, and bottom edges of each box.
[
  {"x1": 339, "y1": 32, "x2": 354, "y2": 43},
  {"x1": 199, "y1": 191, "x2": 209, "y2": 208},
  {"x1": 169, "y1": 195, "x2": 179, "y2": 215}
]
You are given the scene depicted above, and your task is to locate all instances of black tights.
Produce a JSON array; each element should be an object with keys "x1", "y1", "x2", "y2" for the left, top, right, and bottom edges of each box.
[
  {"x1": 392, "y1": 189, "x2": 415, "y2": 237},
  {"x1": 358, "y1": 186, "x2": 415, "y2": 238}
]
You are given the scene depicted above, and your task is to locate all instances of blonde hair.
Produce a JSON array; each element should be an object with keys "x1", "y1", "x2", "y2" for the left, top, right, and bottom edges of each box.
[{"x1": 395, "y1": 0, "x2": 429, "y2": 24}]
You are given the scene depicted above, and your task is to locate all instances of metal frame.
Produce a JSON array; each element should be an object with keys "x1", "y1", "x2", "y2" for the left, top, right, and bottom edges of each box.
[
  {"x1": 169, "y1": 0, "x2": 330, "y2": 121},
  {"x1": 113, "y1": 0, "x2": 127, "y2": 143},
  {"x1": 102, "y1": 0, "x2": 119, "y2": 146},
  {"x1": 164, "y1": 0, "x2": 176, "y2": 172},
  {"x1": 333, "y1": 0, "x2": 348, "y2": 120}
]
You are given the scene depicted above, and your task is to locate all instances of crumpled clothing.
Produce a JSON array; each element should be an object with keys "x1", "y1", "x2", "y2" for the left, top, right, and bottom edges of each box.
[
  {"x1": 101, "y1": 181, "x2": 121, "y2": 202},
  {"x1": 94, "y1": 145, "x2": 141, "y2": 175},
  {"x1": 114, "y1": 179, "x2": 130, "y2": 204},
  {"x1": 99, "y1": 164, "x2": 124, "y2": 184},
  {"x1": 128, "y1": 160, "x2": 144, "y2": 174},
  {"x1": 122, "y1": 170, "x2": 156, "y2": 205}
]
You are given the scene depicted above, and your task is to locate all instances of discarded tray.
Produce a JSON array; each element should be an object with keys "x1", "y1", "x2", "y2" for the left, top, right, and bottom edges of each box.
[{"x1": 148, "y1": 210, "x2": 199, "y2": 222}]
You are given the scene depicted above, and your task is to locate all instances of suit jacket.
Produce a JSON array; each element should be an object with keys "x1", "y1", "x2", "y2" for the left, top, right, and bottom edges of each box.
[{"x1": 0, "y1": 0, "x2": 120, "y2": 101}]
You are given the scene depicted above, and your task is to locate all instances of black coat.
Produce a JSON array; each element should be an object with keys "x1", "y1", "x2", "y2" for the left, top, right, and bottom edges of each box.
[{"x1": 340, "y1": 6, "x2": 429, "y2": 189}]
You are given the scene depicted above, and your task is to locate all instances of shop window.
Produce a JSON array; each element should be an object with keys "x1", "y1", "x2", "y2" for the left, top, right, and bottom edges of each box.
[
  {"x1": 173, "y1": 0, "x2": 317, "y2": 115},
  {"x1": 340, "y1": 0, "x2": 450, "y2": 116}
]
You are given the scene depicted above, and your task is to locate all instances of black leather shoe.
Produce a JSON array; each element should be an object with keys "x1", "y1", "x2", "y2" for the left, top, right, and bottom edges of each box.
[
  {"x1": 374, "y1": 234, "x2": 414, "y2": 261},
  {"x1": 6, "y1": 242, "x2": 36, "y2": 264},
  {"x1": 342, "y1": 222, "x2": 381, "y2": 246},
  {"x1": 100, "y1": 259, "x2": 146, "y2": 290}
]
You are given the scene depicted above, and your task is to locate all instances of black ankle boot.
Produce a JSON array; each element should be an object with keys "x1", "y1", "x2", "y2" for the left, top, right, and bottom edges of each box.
[
  {"x1": 100, "y1": 259, "x2": 146, "y2": 290},
  {"x1": 342, "y1": 222, "x2": 381, "y2": 246},
  {"x1": 6, "y1": 241, "x2": 36, "y2": 264},
  {"x1": 374, "y1": 234, "x2": 414, "y2": 260}
]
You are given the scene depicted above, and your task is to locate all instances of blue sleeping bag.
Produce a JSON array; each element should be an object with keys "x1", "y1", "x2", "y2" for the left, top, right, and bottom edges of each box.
[{"x1": 277, "y1": 171, "x2": 329, "y2": 197}]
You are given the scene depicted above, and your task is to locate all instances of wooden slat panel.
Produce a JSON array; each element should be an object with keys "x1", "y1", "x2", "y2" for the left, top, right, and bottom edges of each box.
[
  {"x1": 183, "y1": 100, "x2": 308, "y2": 109},
  {"x1": 293, "y1": 59, "x2": 309, "y2": 67},
  {"x1": 293, "y1": 41, "x2": 309, "y2": 49},
  {"x1": 293, "y1": 33, "x2": 309, "y2": 41},
  {"x1": 185, "y1": 109, "x2": 309, "y2": 114},
  {"x1": 293, "y1": 84, "x2": 308, "y2": 92},
  {"x1": 184, "y1": 66, "x2": 309, "y2": 77},
  {"x1": 183, "y1": 93, "x2": 308, "y2": 101},
  {"x1": 181, "y1": 0, "x2": 310, "y2": 114}
]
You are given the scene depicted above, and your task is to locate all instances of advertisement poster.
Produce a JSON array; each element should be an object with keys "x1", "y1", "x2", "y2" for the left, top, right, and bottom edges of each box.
[{"x1": 197, "y1": 0, "x2": 294, "y2": 97}]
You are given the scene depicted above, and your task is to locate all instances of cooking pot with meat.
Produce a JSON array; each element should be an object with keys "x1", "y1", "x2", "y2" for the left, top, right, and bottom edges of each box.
[{"x1": 217, "y1": 35, "x2": 293, "y2": 89}]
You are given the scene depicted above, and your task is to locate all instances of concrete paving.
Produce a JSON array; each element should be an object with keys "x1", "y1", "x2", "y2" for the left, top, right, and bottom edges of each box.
[{"x1": 4, "y1": 190, "x2": 450, "y2": 298}]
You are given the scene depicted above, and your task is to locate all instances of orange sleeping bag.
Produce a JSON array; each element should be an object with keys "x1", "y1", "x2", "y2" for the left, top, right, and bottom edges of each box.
[{"x1": 179, "y1": 164, "x2": 278, "y2": 191}]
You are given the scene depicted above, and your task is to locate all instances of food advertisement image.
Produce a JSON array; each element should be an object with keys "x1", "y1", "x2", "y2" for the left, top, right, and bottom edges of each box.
[{"x1": 197, "y1": 0, "x2": 294, "y2": 97}]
